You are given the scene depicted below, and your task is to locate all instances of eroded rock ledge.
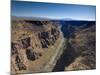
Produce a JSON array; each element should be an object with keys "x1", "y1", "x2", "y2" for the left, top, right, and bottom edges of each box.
[{"x1": 11, "y1": 20, "x2": 62, "y2": 74}]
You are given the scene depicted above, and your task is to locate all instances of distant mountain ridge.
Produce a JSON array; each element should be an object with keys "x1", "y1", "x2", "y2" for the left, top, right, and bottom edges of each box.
[{"x1": 11, "y1": 16, "x2": 96, "y2": 21}]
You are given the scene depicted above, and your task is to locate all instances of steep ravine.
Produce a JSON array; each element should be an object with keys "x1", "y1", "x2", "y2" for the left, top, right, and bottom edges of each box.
[
  {"x1": 42, "y1": 24, "x2": 78, "y2": 72},
  {"x1": 52, "y1": 23, "x2": 77, "y2": 71}
]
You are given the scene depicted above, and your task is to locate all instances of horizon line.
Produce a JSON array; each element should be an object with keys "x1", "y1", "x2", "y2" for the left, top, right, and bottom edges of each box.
[{"x1": 11, "y1": 15, "x2": 96, "y2": 21}]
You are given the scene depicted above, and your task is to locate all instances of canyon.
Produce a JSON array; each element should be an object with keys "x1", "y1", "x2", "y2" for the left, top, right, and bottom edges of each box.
[{"x1": 11, "y1": 18, "x2": 96, "y2": 74}]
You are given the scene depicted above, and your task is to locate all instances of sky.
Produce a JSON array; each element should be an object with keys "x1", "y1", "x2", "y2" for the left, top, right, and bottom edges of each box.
[{"x1": 11, "y1": 1, "x2": 96, "y2": 21}]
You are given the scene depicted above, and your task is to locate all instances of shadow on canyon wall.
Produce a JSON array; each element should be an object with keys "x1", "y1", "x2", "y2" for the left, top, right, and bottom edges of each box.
[{"x1": 53, "y1": 24, "x2": 78, "y2": 71}]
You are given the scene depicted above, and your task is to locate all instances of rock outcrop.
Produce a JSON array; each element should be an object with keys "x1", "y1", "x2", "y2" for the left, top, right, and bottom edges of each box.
[{"x1": 11, "y1": 20, "x2": 61, "y2": 74}]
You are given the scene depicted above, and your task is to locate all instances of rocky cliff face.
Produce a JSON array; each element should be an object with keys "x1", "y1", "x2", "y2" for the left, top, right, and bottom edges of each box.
[
  {"x1": 11, "y1": 20, "x2": 61, "y2": 74},
  {"x1": 65, "y1": 24, "x2": 96, "y2": 70}
]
